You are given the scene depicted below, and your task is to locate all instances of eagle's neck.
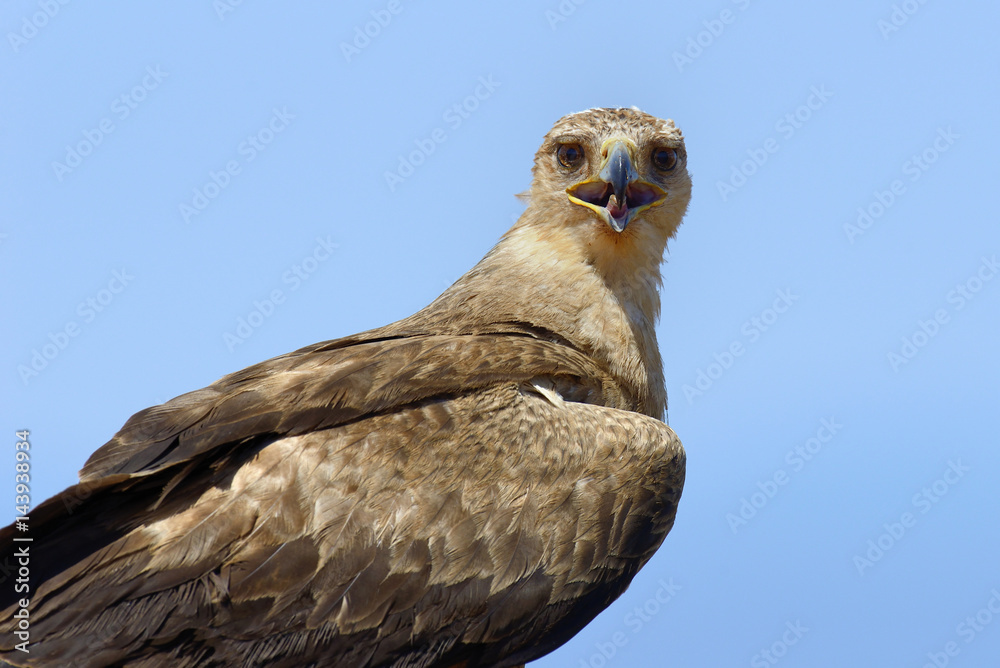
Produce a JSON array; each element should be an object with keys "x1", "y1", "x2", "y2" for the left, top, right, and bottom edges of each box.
[{"x1": 406, "y1": 211, "x2": 671, "y2": 420}]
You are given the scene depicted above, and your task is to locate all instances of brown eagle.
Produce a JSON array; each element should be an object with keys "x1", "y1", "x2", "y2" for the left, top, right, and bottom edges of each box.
[{"x1": 1, "y1": 107, "x2": 690, "y2": 667}]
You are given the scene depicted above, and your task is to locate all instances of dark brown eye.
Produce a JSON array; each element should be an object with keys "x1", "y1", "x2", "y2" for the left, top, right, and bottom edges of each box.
[
  {"x1": 557, "y1": 143, "x2": 584, "y2": 169},
  {"x1": 652, "y1": 147, "x2": 678, "y2": 171}
]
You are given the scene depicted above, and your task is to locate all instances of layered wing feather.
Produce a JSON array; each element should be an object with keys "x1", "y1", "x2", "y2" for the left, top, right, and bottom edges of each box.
[{"x1": 0, "y1": 330, "x2": 683, "y2": 667}]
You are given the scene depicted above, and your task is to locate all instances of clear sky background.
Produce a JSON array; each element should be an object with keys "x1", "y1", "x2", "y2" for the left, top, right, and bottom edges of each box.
[{"x1": 3, "y1": 1, "x2": 999, "y2": 666}]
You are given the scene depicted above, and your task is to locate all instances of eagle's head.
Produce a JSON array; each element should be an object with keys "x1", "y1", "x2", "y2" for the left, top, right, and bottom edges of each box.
[{"x1": 527, "y1": 107, "x2": 691, "y2": 247}]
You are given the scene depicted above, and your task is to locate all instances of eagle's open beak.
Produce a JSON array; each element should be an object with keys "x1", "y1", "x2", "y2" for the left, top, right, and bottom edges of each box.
[{"x1": 566, "y1": 138, "x2": 668, "y2": 232}]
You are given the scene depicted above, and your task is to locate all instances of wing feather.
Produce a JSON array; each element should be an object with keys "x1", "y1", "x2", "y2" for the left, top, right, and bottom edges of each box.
[
  {"x1": 80, "y1": 331, "x2": 622, "y2": 483},
  {"x1": 0, "y1": 332, "x2": 681, "y2": 667}
]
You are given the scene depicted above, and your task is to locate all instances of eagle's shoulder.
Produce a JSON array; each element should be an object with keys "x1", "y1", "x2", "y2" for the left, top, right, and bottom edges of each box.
[{"x1": 79, "y1": 326, "x2": 632, "y2": 484}]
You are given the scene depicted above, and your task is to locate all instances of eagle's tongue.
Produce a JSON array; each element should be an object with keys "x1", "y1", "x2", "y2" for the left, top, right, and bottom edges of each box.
[{"x1": 608, "y1": 194, "x2": 628, "y2": 221}]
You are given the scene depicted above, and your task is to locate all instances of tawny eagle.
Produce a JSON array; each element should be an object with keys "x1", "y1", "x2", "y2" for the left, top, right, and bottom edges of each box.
[{"x1": 1, "y1": 107, "x2": 691, "y2": 667}]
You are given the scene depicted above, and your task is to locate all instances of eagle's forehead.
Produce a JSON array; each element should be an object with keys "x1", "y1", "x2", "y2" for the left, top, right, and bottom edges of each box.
[{"x1": 546, "y1": 107, "x2": 682, "y2": 146}]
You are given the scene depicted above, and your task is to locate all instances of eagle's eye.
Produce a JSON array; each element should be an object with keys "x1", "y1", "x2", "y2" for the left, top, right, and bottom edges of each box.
[
  {"x1": 652, "y1": 147, "x2": 678, "y2": 172},
  {"x1": 557, "y1": 143, "x2": 584, "y2": 169}
]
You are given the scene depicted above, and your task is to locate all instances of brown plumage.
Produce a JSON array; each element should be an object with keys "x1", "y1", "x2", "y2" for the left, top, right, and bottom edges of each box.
[{"x1": 1, "y1": 107, "x2": 691, "y2": 667}]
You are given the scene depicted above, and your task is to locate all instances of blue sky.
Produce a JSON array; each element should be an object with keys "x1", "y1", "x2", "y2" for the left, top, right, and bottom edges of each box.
[{"x1": 3, "y1": 1, "x2": 999, "y2": 666}]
